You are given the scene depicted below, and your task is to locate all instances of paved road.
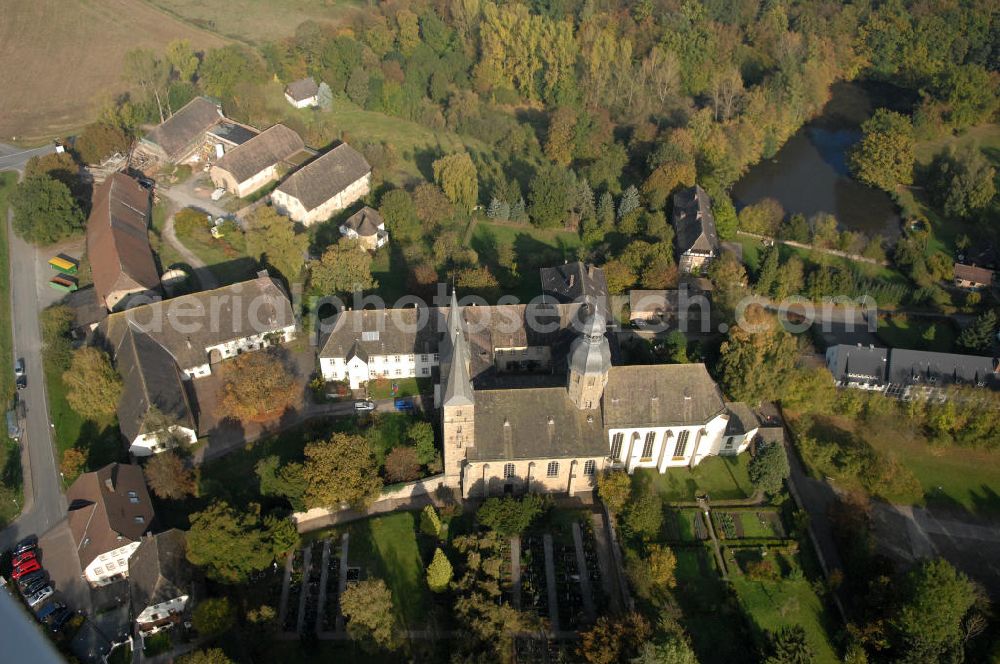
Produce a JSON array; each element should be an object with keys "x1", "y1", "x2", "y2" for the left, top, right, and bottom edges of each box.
[
  {"x1": 159, "y1": 178, "x2": 228, "y2": 219},
  {"x1": 0, "y1": 143, "x2": 56, "y2": 173},
  {"x1": 0, "y1": 211, "x2": 66, "y2": 550},
  {"x1": 162, "y1": 211, "x2": 220, "y2": 290}
]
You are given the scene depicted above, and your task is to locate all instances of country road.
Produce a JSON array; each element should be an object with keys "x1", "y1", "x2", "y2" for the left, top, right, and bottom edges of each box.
[
  {"x1": 0, "y1": 211, "x2": 66, "y2": 550},
  {"x1": 0, "y1": 142, "x2": 56, "y2": 173}
]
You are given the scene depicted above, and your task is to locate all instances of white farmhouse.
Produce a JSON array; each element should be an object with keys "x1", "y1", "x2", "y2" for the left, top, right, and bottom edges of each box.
[
  {"x1": 67, "y1": 464, "x2": 154, "y2": 587},
  {"x1": 271, "y1": 142, "x2": 371, "y2": 226},
  {"x1": 284, "y1": 77, "x2": 320, "y2": 108},
  {"x1": 340, "y1": 206, "x2": 389, "y2": 251}
]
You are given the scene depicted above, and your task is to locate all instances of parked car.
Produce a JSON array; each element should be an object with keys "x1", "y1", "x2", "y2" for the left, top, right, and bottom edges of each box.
[
  {"x1": 21, "y1": 577, "x2": 48, "y2": 596},
  {"x1": 394, "y1": 398, "x2": 415, "y2": 411},
  {"x1": 36, "y1": 602, "x2": 63, "y2": 622},
  {"x1": 14, "y1": 359, "x2": 24, "y2": 378},
  {"x1": 49, "y1": 608, "x2": 73, "y2": 632},
  {"x1": 17, "y1": 571, "x2": 46, "y2": 590},
  {"x1": 353, "y1": 400, "x2": 376, "y2": 412},
  {"x1": 15, "y1": 375, "x2": 25, "y2": 390},
  {"x1": 211, "y1": 187, "x2": 226, "y2": 201},
  {"x1": 12, "y1": 535, "x2": 37, "y2": 556},
  {"x1": 26, "y1": 586, "x2": 52, "y2": 607},
  {"x1": 12, "y1": 559, "x2": 41, "y2": 579},
  {"x1": 12, "y1": 550, "x2": 35, "y2": 568}
]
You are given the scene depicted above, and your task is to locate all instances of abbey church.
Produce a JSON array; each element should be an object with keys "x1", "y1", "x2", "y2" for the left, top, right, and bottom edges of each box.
[{"x1": 320, "y1": 264, "x2": 768, "y2": 498}]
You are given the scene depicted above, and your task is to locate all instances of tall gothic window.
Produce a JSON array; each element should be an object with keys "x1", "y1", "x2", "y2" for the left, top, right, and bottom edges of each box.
[
  {"x1": 673, "y1": 430, "x2": 690, "y2": 458},
  {"x1": 641, "y1": 431, "x2": 656, "y2": 460},
  {"x1": 610, "y1": 433, "x2": 624, "y2": 460}
]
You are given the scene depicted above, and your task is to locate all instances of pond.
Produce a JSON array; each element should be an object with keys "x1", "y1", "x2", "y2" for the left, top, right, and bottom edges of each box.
[{"x1": 732, "y1": 81, "x2": 914, "y2": 241}]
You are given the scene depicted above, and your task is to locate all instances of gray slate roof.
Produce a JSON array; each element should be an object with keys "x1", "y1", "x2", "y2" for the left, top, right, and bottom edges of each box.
[
  {"x1": 672, "y1": 185, "x2": 719, "y2": 256},
  {"x1": 143, "y1": 97, "x2": 222, "y2": 161},
  {"x1": 285, "y1": 77, "x2": 319, "y2": 101},
  {"x1": 275, "y1": 142, "x2": 370, "y2": 212},
  {"x1": 342, "y1": 206, "x2": 384, "y2": 237},
  {"x1": 213, "y1": 124, "x2": 304, "y2": 183},
  {"x1": 113, "y1": 326, "x2": 195, "y2": 443},
  {"x1": 129, "y1": 530, "x2": 196, "y2": 614},
  {"x1": 207, "y1": 122, "x2": 258, "y2": 147},
  {"x1": 539, "y1": 262, "x2": 608, "y2": 304},
  {"x1": 828, "y1": 344, "x2": 889, "y2": 384},
  {"x1": 100, "y1": 272, "x2": 294, "y2": 372},
  {"x1": 724, "y1": 402, "x2": 759, "y2": 436},
  {"x1": 603, "y1": 363, "x2": 725, "y2": 428},
  {"x1": 470, "y1": 387, "x2": 607, "y2": 461},
  {"x1": 887, "y1": 349, "x2": 998, "y2": 387},
  {"x1": 568, "y1": 311, "x2": 611, "y2": 376}
]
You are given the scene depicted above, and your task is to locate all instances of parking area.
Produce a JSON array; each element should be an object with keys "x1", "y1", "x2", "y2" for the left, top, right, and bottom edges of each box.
[{"x1": 37, "y1": 520, "x2": 91, "y2": 613}]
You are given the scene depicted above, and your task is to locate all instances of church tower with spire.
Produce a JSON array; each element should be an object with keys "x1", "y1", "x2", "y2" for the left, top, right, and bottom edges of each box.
[
  {"x1": 439, "y1": 290, "x2": 475, "y2": 488},
  {"x1": 566, "y1": 308, "x2": 611, "y2": 410}
]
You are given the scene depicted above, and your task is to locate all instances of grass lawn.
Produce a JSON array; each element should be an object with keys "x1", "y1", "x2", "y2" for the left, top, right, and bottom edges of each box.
[
  {"x1": 914, "y1": 124, "x2": 1000, "y2": 165},
  {"x1": 469, "y1": 219, "x2": 583, "y2": 301},
  {"x1": 0, "y1": 173, "x2": 14, "y2": 402},
  {"x1": 736, "y1": 512, "x2": 777, "y2": 539},
  {"x1": 43, "y1": 357, "x2": 122, "y2": 477},
  {"x1": 865, "y1": 428, "x2": 1000, "y2": 515},
  {"x1": 876, "y1": 315, "x2": 956, "y2": 352},
  {"x1": 638, "y1": 455, "x2": 755, "y2": 503},
  {"x1": 792, "y1": 411, "x2": 1000, "y2": 515},
  {"x1": 174, "y1": 217, "x2": 257, "y2": 286},
  {"x1": 671, "y1": 546, "x2": 753, "y2": 664},
  {"x1": 665, "y1": 509, "x2": 700, "y2": 542},
  {"x1": 367, "y1": 377, "x2": 433, "y2": 401},
  {"x1": 369, "y1": 244, "x2": 410, "y2": 304},
  {"x1": 736, "y1": 235, "x2": 907, "y2": 290},
  {"x1": 731, "y1": 576, "x2": 839, "y2": 664},
  {"x1": 348, "y1": 512, "x2": 430, "y2": 630}
]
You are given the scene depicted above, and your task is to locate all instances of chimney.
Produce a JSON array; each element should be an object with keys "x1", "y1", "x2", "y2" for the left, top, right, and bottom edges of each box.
[{"x1": 256, "y1": 269, "x2": 270, "y2": 280}]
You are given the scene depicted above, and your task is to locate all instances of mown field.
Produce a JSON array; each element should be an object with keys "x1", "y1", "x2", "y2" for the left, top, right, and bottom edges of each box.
[
  {"x1": 147, "y1": 0, "x2": 364, "y2": 43},
  {"x1": 0, "y1": 0, "x2": 227, "y2": 142}
]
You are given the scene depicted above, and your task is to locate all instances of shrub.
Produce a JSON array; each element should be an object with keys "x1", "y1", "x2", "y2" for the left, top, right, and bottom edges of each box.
[{"x1": 384, "y1": 446, "x2": 421, "y2": 483}]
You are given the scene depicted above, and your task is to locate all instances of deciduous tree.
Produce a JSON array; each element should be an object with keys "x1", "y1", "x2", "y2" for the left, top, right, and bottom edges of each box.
[
  {"x1": 384, "y1": 446, "x2": 421, "y2": 483},
  {"x1": 144, "y1": 451, "x2": 196, "y2": 499},
  {"x1": 75, "y1": 123, "x2": 131, "y2": 165},
  {"x1": 891, "y1": 559, "x2": 976, "y2": 662},
  {"x1": 302, "y1": 433, "x2": 383, "y2": 509},
  {"x1": 308, "y1": 240, "x2": 377, "y2": 296},
  {"x1": 926, "y1": 145, "x2": 997, "y2": 219},
  {"x1": 218, "y1": 350, "x2": 299, "y2": 421},
  {"x1": 717, "y1": 308, "x2": 799, "y2": 404},
  {"x1": 255, "y1": 456, "x2": 306, "y2": 510},
  {"x1": 245, "y1": 206, "x2": 308, "y2": 284},
  {"x1": 60, "y1": 449, "x2": 86, "y2": 483},
  {"x1": 177, "y1": 648, "x2": 233, "y2": 664},
  {"x1": 11, "y1": 175, "x2": 85, "y2": 245},
  {"x1": 165, "y1": 39, "x2": 199, "y2": 83},
  {"x1": 178, "y1": 649, "x2": 233, "y2": 664},
  {"x1": 578, "y1": 613, "x2": 651, "y2": 664},
  {"x1": 433, "y1": 152, "x2": 478, "y2": 212},
  {"x1": 340, "y1": 578, "x2": 400, "y2": 650},
  {"x1": 850, "y1": 109, "x2": 914, "y2": 192},
  {"x1": 192, "y1": 597, "x2": 235, "y2": 637},
  {"x1": 477, "y1": 494, "x2": 546, "y2": 536},
  {"x1": 187, "y1": 502, "x2": 295, "y2": 583},
  {"x1": 597, "y1": 470, "x2": 631, "y2": 514},
  {"x1": 63, "y1": 347, "x2": 121, "y2": 417}
]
